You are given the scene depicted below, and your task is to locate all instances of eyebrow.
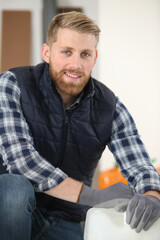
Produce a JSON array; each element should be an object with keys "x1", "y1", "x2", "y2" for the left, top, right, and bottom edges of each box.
[{"x1": 60, "y1": 47, "x2": 94, "y2": 53}]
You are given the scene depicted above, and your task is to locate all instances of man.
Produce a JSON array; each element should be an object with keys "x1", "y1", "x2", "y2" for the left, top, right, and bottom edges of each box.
[{"x1": 0, "y1": 11, "x2": 160, "y2": 240}]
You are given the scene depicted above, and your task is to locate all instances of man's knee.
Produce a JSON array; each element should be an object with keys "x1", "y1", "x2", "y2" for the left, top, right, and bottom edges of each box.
[{"x1": 0, "y1": 174, "x2": 35, "y2": 211}]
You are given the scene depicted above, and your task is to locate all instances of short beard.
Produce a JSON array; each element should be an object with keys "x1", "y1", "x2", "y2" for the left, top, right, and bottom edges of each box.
[{"x1": 49, "y1": 65, "x2": 91, "y2": 97}]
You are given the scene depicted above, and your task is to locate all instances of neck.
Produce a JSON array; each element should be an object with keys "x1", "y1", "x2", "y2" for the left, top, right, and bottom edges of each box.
[
  {"x1": 57, "y1": 89, "x2": 77, "y2": 108},
  {"x1": 63, "y1": 95, "x2": 77, "y2": 109}
]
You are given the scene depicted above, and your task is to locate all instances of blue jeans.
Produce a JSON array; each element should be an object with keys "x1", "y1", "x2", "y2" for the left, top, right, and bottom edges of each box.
[{"x1": 0, "y1": 174, "x2": 84, "y2": 240}]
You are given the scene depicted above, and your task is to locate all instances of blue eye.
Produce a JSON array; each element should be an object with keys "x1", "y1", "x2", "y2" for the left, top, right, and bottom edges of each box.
[
  {"x1": 82, "y1": 52, "x2": 89, "y2": 57},
  {"x1": 64, "y1": 51, "x2": 70, "y2": 54}
]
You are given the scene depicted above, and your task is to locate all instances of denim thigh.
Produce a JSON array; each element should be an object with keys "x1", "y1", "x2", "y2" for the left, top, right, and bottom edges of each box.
[{"x1": 31, "y1": 209, "x2": 84, "y2": 240}]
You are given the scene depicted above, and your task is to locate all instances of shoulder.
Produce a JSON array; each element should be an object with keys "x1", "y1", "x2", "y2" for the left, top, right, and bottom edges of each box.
[
  {"x1": 8, "y1": 63, "x2": 46, "y2": 87},
  {"x1": 0, "y1": 70, "x2": 17, "y2": 83},
  {"x1": 92, "y1": 78, "x2": 115, "y2": 100},
  {"x1": 91, "y1": 78, "x2": 116, "y2": 109},
  {"x1": 0, "y1": 71, "x2": 21, "y2": 100},
  {"x1": 0, "y1": 70, "x2": 19, "y2": 89},
  {"x1": 9, "y1": 65, "x2": 35, "y2": 86}
]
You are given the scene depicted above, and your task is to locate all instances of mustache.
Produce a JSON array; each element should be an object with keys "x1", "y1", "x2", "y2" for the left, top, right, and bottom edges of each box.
[{"x1": 61, "y1": 69, "x2": 85, "y2": 76}]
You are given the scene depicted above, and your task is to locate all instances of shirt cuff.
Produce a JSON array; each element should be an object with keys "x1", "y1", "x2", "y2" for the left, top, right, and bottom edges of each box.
[
  {"x1": 34, "y1": 168, "x2": 68, "y2": 192},
  {"x1": 135, "y1": 183, "x2": 160, "y2": 194}
]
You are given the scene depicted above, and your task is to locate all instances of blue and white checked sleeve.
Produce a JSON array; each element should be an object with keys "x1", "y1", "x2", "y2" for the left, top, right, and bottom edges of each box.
[
  {"x1": 0, "y1": 71, "x2": 68, "y2": 192},
  {"x1": 108, "y1": 98, "x2": 160, "y2": 194}
]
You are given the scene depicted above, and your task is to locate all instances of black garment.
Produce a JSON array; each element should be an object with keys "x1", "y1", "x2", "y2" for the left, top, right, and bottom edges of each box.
[{"x1": 3, "y1": 63, "x2": 116, "y2": 222}]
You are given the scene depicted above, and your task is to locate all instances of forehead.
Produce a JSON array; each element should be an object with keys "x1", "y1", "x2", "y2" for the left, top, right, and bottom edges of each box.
[{"x1": 54, "y1": 28, "x2": 97, "y2": 49}]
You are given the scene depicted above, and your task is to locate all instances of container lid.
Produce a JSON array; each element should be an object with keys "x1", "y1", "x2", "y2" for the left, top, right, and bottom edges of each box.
[{"x1": 84, "y1": 208, "x2": 160, "y2": 240}]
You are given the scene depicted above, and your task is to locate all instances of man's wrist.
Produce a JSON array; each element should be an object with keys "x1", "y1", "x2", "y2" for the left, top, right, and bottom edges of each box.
[
  {"x1": 77, "y1": 183, "x2": 84, "y2": 203},
  {"x1": 45, "y1": 177, "x2": 84, "y2": 203},
  {"x1": 143, "y1": 190, "x2": 160, "y2": 200}
]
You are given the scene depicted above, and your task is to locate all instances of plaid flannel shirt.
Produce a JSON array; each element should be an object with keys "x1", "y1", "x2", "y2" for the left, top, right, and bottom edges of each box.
[{"x1": 0, "y1": 70, "x2": 160, "y2": 193}]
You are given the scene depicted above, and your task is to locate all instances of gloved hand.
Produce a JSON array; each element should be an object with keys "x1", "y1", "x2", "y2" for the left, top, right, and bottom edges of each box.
[
  {"x1": 124, "y1": 194, "x2": 160, "y2": 233},
  {"x1": 78, "y1": 182, "x2": 134, "y2": 210}
]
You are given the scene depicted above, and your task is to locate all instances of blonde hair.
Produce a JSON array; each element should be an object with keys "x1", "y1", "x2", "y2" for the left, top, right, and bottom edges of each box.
[{"x1": 47, "y1": 11, "x2": 100, "y2": 46}]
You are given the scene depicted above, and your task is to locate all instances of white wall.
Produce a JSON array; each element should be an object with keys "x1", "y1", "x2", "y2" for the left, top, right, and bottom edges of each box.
[
  {"x1": 98, "y1": 0, "x2": 160, "y2": 170},
  {"x1": 0, "y1": 0, "x2": 43, "y2": 67}
]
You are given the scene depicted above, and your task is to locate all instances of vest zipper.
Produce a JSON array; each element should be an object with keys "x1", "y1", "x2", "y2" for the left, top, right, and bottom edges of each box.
[{"x1": 58, "y1": 110, "x2": 69, "y2": 167}]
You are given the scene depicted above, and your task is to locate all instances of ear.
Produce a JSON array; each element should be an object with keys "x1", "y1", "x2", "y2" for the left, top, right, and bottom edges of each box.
[
  {"x1": 94, "y1": 49, "x2": 98, "y2": 65},
  {"x1": 41, "y1": 43, "x2": 50, "y2": 63}
]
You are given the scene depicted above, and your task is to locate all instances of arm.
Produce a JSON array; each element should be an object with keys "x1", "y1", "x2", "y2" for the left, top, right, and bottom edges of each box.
[
  {"x1": 108, "y1": 98, "x2": 160, "y2": 232},
  {"x1": 143, "y1": 190, "x2": 160, "y2": 200},
  {"x1": 45, "y1": 177, "x2": 83, "y2": 202},
  {"x1": 108, "y1": 97, "x2": 160, "y2": 194},
  {"x1": 0, "y1": 71, "x2": 67, "y2": 192},
  {"x1": 46, "y1": 98, "x2": 160, "y2": 205}
]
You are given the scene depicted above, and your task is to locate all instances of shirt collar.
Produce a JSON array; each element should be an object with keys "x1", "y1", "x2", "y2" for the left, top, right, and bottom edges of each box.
[
  {"x1": 66, "y1": 78, "x2": 95, "y2": 110},
  {"x1": 66, "y1": 91, "x2": 84, "y2": 110}
]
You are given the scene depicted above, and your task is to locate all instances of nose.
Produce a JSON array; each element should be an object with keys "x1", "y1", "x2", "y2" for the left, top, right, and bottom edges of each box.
[{"x1": 68, "y1": 53, "x2": 82, "y2": 70}]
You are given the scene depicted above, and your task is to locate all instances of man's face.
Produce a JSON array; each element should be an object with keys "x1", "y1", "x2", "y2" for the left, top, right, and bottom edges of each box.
[{"x1": 42, "y1": 28, "x2": 98, "y2": 97}]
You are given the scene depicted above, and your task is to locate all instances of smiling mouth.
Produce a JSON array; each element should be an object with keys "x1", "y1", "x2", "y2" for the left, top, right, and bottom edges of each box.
[{"x1": 64, "y1": 72, "x2": 81, "y2": 79}]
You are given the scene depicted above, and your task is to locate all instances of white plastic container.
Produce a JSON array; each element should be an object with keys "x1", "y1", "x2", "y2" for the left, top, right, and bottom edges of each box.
[{"x1": 84, "y1": 208, "x2": 160, "y2": 240}]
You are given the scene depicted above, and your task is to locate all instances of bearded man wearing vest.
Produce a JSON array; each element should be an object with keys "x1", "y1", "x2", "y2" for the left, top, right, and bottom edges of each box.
[{"x1": 0, "y1": 11, "x2": 160, "y2": 240}]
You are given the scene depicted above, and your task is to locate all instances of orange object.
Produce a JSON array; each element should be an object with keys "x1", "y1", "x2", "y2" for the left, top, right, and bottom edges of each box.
[
  {"x1": 98, "y1": 167, "x2": 127, "y2": 190},
  {"x1": 156, "y1": 166, "x2": 160, "y2": 174},
  {"x1": 98, "y1": 166, "x2": 160, "y2": 190}
]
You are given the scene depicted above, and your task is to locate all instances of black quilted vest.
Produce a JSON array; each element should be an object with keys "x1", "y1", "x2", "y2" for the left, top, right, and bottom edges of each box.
[{"x1": 2, "y1": 63, "x2": 116, "y2": 222}]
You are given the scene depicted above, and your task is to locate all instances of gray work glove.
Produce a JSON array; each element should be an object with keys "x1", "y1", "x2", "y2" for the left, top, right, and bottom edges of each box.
[
  {"x1": 78, "y1": 182, "x2": 134, "y2": 210},
  {"x1": 124, "y1": 194, "x2": 160, "y2": 233}
]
